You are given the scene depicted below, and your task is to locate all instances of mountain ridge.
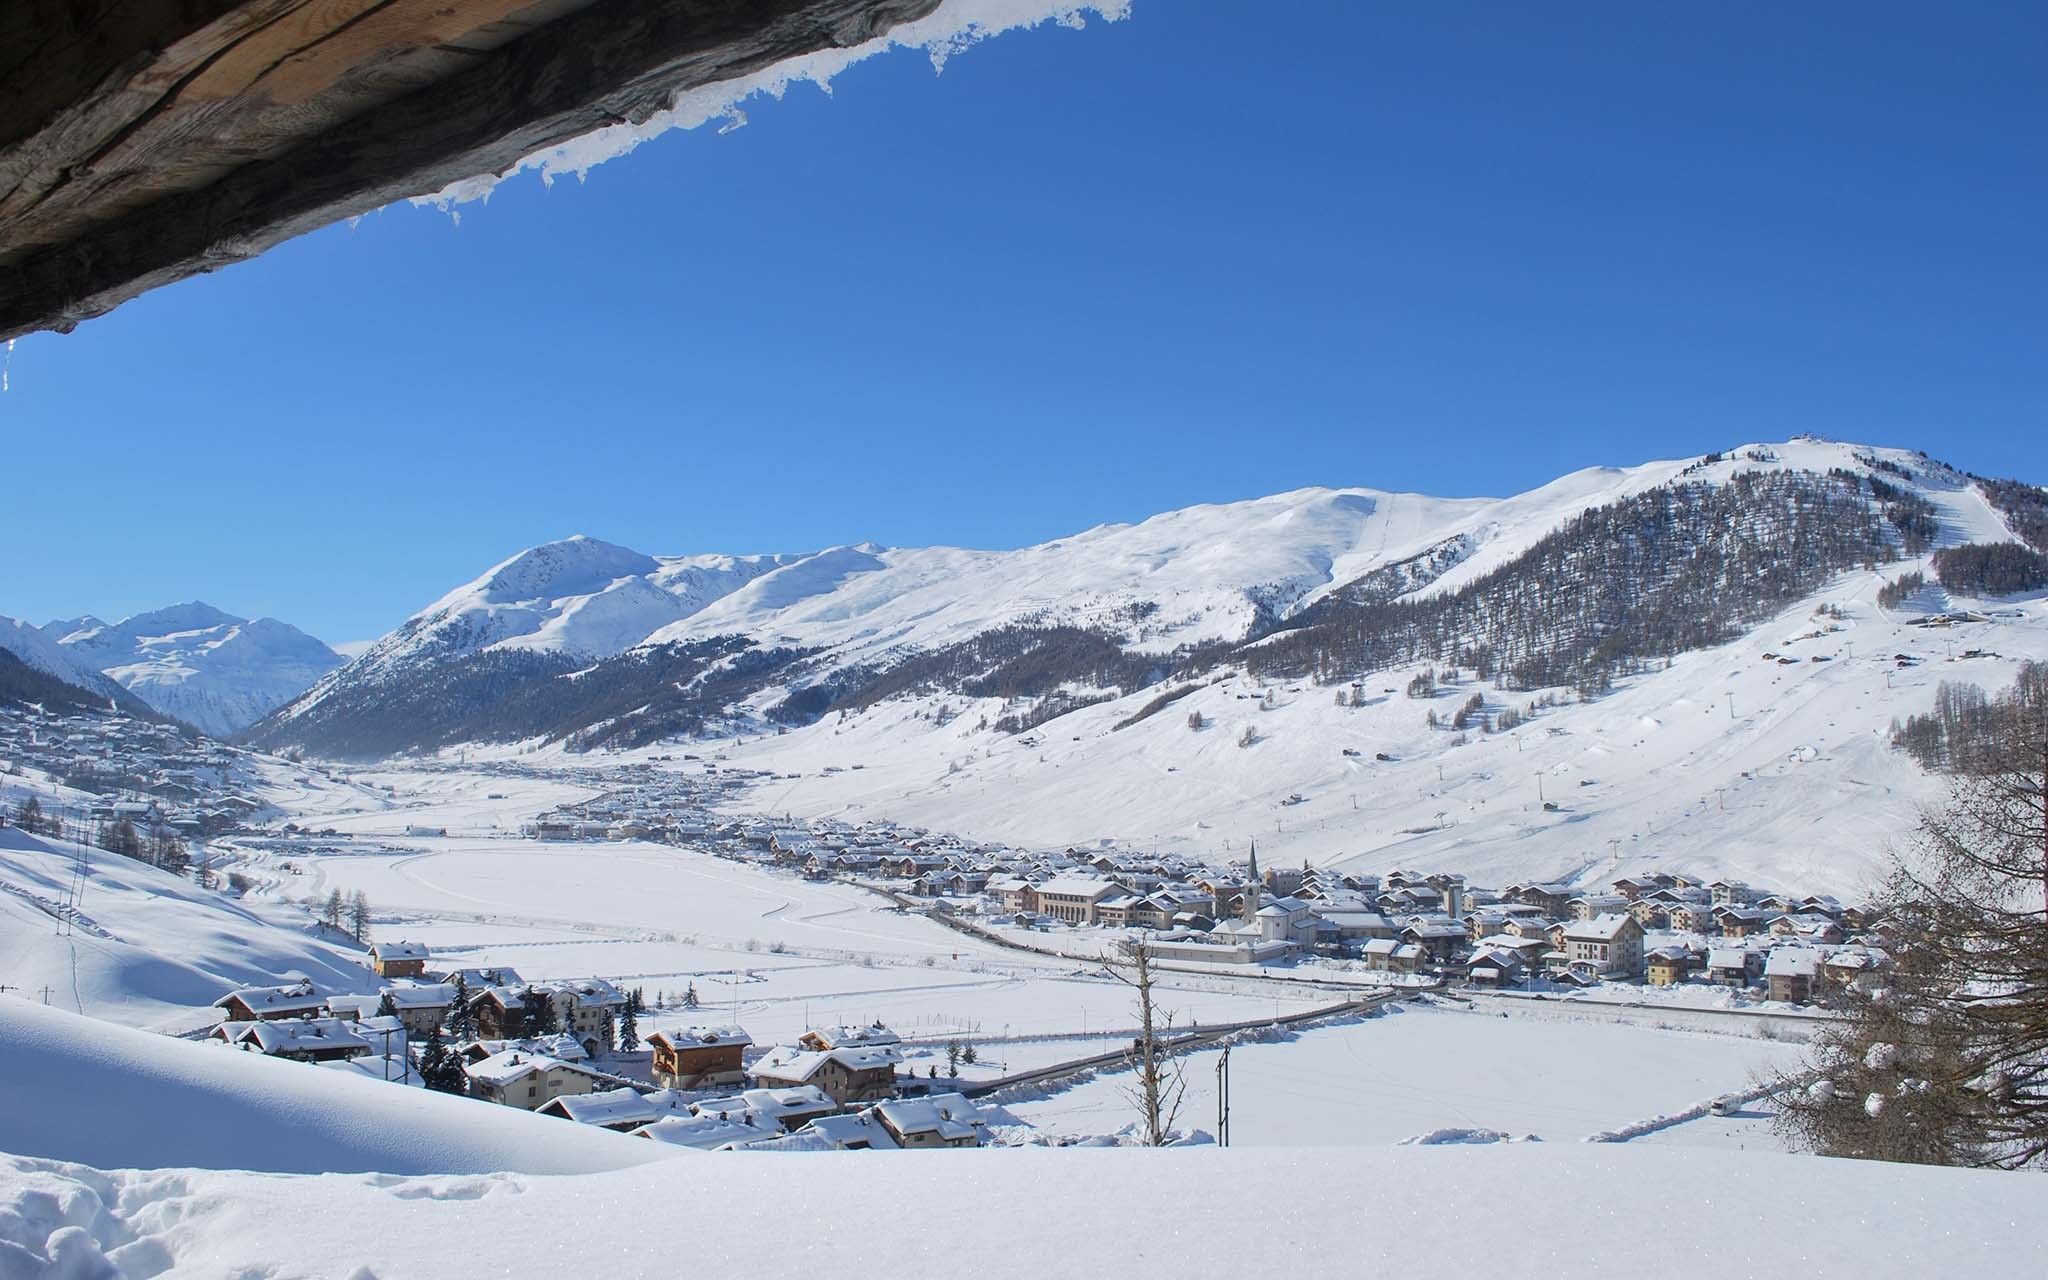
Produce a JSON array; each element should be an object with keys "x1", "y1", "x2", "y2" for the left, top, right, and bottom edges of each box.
[{"x1": 245, "y1": 436, "x2": 2043, "y2": 764}]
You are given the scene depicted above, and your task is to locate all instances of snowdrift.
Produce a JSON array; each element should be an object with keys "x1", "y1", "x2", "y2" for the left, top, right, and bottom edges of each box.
[
  {"x1": 0, "y1": 1140, "x2": 2035, "y2": 1278},
  {"x1": 0, "y1": 1001, "x2": 670, "y2": 1176}
]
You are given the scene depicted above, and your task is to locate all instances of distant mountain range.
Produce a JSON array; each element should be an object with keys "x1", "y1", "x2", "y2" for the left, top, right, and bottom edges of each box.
[
  {"x1": 0, "y1": 605, "x2": 342, "y2": 736},
  {"x1": 244, "y1": 438, "x2": 2048, "y2": 762}
]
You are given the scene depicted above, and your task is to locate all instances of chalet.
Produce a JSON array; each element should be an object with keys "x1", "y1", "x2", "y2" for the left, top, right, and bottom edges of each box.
[
  {"x1": 1764, "y1": 948, "x2": 1821, "y2": 1004},
  {"x1": 1714, "y1": 906, "x2": 1772, "y2": 939},
  {"x1": 1567, "y1": 894, "x2": 1630, "y2": 922},
  {"x1": 648, "y1": 1026, "x2": 752, "y2": 1089},
  {"x1": 1823, "y1": 948, "x2": 1889, "y2": 991},
  {"x1": 992, "y1": 880, "x2": 1040, "y2": 914},
  {"x1": 1629, "y1": 899, "x2": 1671, "y2": 929},
  {"x1": 799, "y1": 1024, "x2": 901, "y2": 1052},
  {"x1": 873, "y1": 1093, "x2": 987, "y2": 1148},
  {"x1": 784, "y1": 1111, "x2": 901, "y2": 1150},
  {"x1": 749, "y1": 1044, "x2": 903, "y2": 1105},
  {"x1": 327, "y1": 983, "x2": 456, "y2": 1037},
  {"x1": 1400, "y1": 919, "x2": 1468, "y2": 965},
  {"x1": 212, "y1": 1017, "x2": 372, "y2": 1063},
  {"x1": 469, "y1": 986, "x2": 537, "y2": 1040},
  {"x1": 1708, "y1": 880, "x2": 1756, "y2": 907},
  {"x1": 1666, "y1": 901, "x2": 1717, "y2": 934},
  {"x1": 1511, "y1": 883, "x2": 1575, "y2": 919},
  {"x1": 1095, "y1": 894, "x2": 1144, "y2": 928},
  {"x1": 1645, "y1": 946, "x2": 1693, "y2": 987},
  {"x1": 1466, "y1": 948, "x2": 1525, "y2": 985},
  {"x1": 1035, "y1": 877, "x2": 1121, "y2": 925},
  {"x1": 440, "y1": 966, "x2": 525, "y2": 990},
  {"x1": 1768, "y1": 914, "x2": 1846, "y2": 945},
  {"x1": 1706, "y1": 946, "x2": 1764, "y2": 988},
  {"x1": 214, "y1": 982, "x2": 325, "y2": 1022},
  {"x1": 693, "y1": 1086, "x2": 839, "y2": 1133},
  {"x1": 537, "y1": 1088, "x2": 664, "y2": 1132},
  {"x1": 1361, "y1": 939, "x2": 1424, "y2": 973},
  {"x1": 1561, "y1": 914, "x2": 1645, "y2": 979},
  {"x1": 465, "y1": 1050, "x2": 602, "y2": 1110},
  {"x1": 551, "y1": 978, "x2": 629, "y2": 1055},
  {"x1": 633, "y1": 1113, "x2": 765, "y2": 1150}
]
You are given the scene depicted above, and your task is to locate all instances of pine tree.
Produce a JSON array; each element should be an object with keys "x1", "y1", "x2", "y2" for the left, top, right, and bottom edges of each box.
[
  {"x1": 1775, "y1": 699, "x2": 2048, "y2": 1169},
  {"x1": 348, "y1": 890, "x2": 371, "y2": 943},
  {"x1": 961, "y1": 1044, "x2": 977, "y2": 1065},
  {"x1": 945, "y1": 1041, "x2": 962, "y2": 1077},
  {"x1": 418, "y1": 1024, "x2": 466, "y2": 1095},
  {"x1": 376, "y1": 991, "x2": 399, "y2": 1018},
  {"x1": 445, "y1": 974, "x2": 475, "y2": 1041},
  {"x1": 322, "y1": 888, "x2": 345, "y2": 932},
  {"x1": 521, "y1": 986, "x2": 558, "y2": 1036},
  {"x1": 618, "y1": 998, "x2": 639, "y2": 1053},
  {"x1": 682, "y1": 981, "x2": 699, "y2": 1009},
  {"x1": 16, "y1": 796, "x2": 44, "y2": 834}
]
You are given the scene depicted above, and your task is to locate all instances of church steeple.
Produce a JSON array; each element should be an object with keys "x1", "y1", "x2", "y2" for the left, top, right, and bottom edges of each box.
[{"x1": 1242, "y1": 839, "x2": 1261, "y2": 924}]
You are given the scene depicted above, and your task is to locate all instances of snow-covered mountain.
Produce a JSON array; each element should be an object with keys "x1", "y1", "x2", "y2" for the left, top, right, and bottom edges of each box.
[
  {"x1": 0, "y1": 614, "x2": 140, "y2": 712},
  {"x1": 45, "y1": 603, "x2": 343, "y2": 737},
  {"x1": 250, "y1": 439, "x2": 2047, "y2": 786}
]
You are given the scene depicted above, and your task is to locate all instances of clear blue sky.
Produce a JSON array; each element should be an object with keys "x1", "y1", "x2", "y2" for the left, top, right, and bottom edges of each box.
[{"x1": 5, "y1": 1, "x2": 2043, "y2": 646}]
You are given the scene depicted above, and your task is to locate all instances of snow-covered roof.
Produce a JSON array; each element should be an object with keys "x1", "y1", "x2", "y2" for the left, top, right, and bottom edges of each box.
[
  {"x1": 231, "y1": 1018, "x2": 372, "y2": 1057},
  {"x1": 751, "y1": 1044, "x2": 903, "y2": 1083},
  {"x1": 874, "y1": 1092, "x2": 984, "y2": 1143},
  {"x1": 633, "y1": 1114, "x2": 764, "y2": 1149},
  {"x1": 649, "y1": 1025, "x2": 752, "y2": 1050},
  {"x1": 802, "y1": 1024, "x2": 900, "y2": 1049},
  {"x1": 1035, "y1": 876, "x2": 1120, "y2": 899},
  {"x1": 370, "y1": 941, "x2": 430, "y2": 962},
  {"x1": 692, "y1": 1086, "x2": 836, "y2": 1125},
  {"x1": 214, "y1": 983, "x2": 323, "y2": 1015},
  {"x1": 1764, "y1": 948, "x2": 1821, "y2": 978},
  {"x1": 798, "y1": 1112, "x2": 900, "y2": 1150},
  {"x1": 542, "y1": 1088, "x2": 658, "y2": 1129},
  {"x1": 1563, "y1": 913, "x2": 1638, "y2": 943},
  {"x1": 465, "y1": 1050, "x2": 584, "y2": 1087}
]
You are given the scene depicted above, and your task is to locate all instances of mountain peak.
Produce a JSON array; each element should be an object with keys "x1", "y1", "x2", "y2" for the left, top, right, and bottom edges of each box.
[{"x1": 475, "y1": 537, "x2": 660, "y2": 605}]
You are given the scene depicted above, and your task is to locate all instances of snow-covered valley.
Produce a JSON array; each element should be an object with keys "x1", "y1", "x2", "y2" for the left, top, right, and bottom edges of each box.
[{"x1": 4, "y1": 437, "x2": 2046, "y2": 1276}]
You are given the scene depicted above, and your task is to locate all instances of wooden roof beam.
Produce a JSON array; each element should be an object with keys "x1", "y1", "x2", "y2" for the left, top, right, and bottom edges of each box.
[{"x1": 0, "y1": 0, "x2": 940, "y2": 341}]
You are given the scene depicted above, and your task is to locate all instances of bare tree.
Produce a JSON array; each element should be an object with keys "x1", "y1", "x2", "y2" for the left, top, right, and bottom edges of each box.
[
  {"x1": 1776, "y1": 695, "x2": 2048, "y2": 1169},
  {"x1": 1104, "y1": 939, "x2": 1188, "y2": 1146}
]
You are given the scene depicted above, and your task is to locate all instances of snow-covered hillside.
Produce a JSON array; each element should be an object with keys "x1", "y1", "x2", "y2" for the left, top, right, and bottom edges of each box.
[
  {"x1": 0, "y1": 824, "x2": 375, "y2": 1032},
  {"x1": 47, "y1": 603, "x2": 342, "y2": 736},
  {"x1": 249, "y1": 437, "x2": 2048, "y2": 892}
]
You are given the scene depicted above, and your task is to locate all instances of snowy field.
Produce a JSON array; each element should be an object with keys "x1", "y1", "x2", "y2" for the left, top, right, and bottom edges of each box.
[
  {"x1": 236, "y1": 833, "x2": 1338, "y2": 1049},
  {"x1": 1007, "y1": 1003, "x2": 1803, "y2": 1149}
]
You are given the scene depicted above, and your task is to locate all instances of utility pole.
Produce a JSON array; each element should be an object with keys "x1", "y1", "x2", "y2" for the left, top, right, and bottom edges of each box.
[
  {"x1": 1726, "y1": 692, "x2": 1735, "y2": 719},
  {"x1": 1535, "y1": 772, "x2": 1545, "y2": 804},
  {"x1": 1215, "y1": 1044, "x2": 1231, "y2": 1148}
]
